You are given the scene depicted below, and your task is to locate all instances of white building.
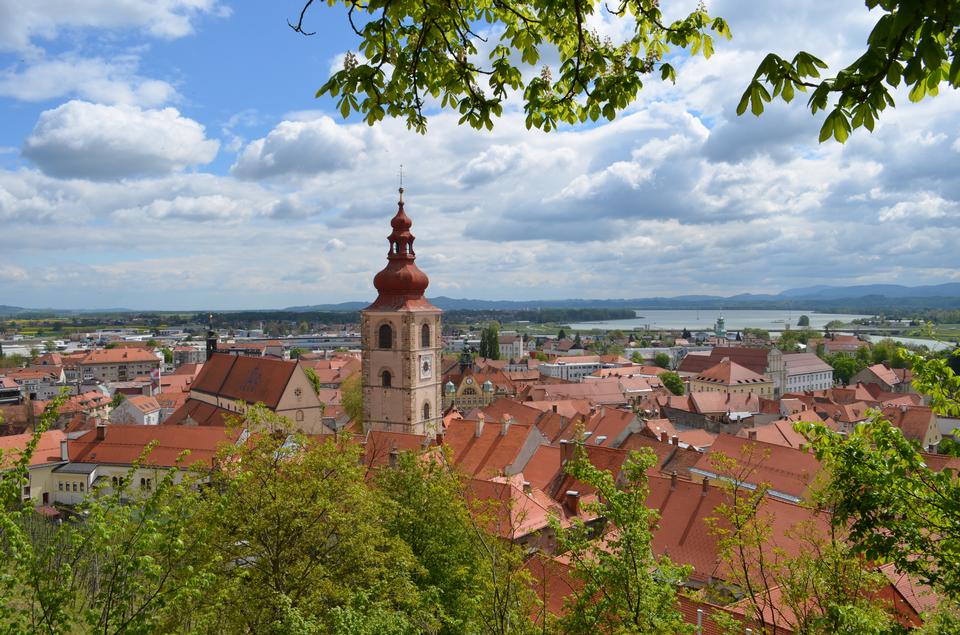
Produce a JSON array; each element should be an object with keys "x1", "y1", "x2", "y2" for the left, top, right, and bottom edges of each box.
[
  {"x1": 783, "y1": 352, "x2": 834, "y2": 393},
  {"x1": 110, "y1": 395, "x2": 162, "y2": 425}
]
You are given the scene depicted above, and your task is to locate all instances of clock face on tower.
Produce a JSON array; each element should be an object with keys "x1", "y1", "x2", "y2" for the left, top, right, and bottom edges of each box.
[{"x1": 419, "y1": 354, "x2": 432, "y2": 379}]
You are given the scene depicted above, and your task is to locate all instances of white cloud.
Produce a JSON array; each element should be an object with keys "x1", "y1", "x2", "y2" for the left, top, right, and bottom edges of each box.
[
  {"x1": 22, "y1": 100, "x2": 219, "y2": 179},
  {"x1": 0, "y1": 54, "x2": 176, "y2": 106},
  {"x1": 0, "y1": 0, "x2": 228, "y2": 53},
  {"x1": 231, "y1": 116, "x2": 367, "y2": 179},
  {"x1": 879, "y1": 193, "x2": 960, "y2": 222}
]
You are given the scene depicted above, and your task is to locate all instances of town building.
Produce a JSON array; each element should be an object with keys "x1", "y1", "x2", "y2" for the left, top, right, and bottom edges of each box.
[
  {"x1": 360, "y1": 189, "x2": 442, "y2": 435},
  {"x1": 678, "y1": 346, "x2": 788, "y2": 397},
  {"x1": 109, "y1": 395, "x2": 162, "y2": 425},
  {"x1": 78, "y1": 348, "x2": 161, "y2": 383},
  {"x1": 689, "y1": 358, "x2": 775, "y2": 398},
  {"x1": 782, "y1": 352, "x2": 834, "y2": 392},
  {"x1": 851, "y1": 363, "x2": 914, "y2": 393}
]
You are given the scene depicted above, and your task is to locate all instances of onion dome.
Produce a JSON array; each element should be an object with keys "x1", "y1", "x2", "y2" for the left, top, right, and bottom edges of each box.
[
  {"x1": 481, "y1": 380, "x2": 494, "y2": 393},
  {"x1": 366, "y1": 188, "x2": 437, "y2": 311},
  {"x1": 444, "y1": 381, "x2": 456, "y2": 394}
]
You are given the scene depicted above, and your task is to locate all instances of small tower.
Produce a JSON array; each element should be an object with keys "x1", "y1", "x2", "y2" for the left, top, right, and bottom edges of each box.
[
  {"x1": 360, "y1": 188, "x2": 442, "y2": 435},
  {"x1": 205, "y1": 314, "x2": 218, "y2": 360}
]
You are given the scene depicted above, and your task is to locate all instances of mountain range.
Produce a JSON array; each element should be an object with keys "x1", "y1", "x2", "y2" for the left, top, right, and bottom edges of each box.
[{"x1": 3, "y1": 283, "x2": 960, "y2": 315}]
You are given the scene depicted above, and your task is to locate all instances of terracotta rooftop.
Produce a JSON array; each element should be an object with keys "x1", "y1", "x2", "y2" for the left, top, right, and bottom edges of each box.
[
  {"x1": 80, "y1": 349, "x2": 160, "y2": 365},
  {"x1": 881, "y1": 405, "x2": 935, "y2": 444},
  {"x1": 191, "y1": 353, "x2": 298, "y2": 409},
  {"x1": 0, "y1": 430, "x2": 66, "y2": 468},
  {"x1": 694, "y1": 358, "x2": 770, "y2": 386},
  {"x1": 68, "y1": 424, "x2": 239, "y2": 468},
  {"x1": 125, "y1": 395, "x2": 161, "y2": 413},
  {"x1": 443, "y1": 417, "x2": 543, "y2": 478}
]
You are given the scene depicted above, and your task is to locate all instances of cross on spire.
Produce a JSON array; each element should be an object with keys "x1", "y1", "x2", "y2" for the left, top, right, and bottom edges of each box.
[{"x1": 398, "y1": 163, "x2": 405, "y2": 202}]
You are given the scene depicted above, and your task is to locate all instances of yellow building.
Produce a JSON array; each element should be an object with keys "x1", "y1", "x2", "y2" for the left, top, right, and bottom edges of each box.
[{"x1": 689, "y1": 358, "x2": 774, "y2": 398}]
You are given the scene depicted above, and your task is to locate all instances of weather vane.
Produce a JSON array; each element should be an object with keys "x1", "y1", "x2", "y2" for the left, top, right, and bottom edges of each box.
[{"x1": 399, "y1": 163, "x2": 404, "y2": 188}]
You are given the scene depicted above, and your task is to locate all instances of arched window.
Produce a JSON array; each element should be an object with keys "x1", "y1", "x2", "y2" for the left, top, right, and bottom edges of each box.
[
  {"x1": 296, "y1": 410, "x2": 304, "y2": 422},
  {"x1": 378, "y1": 323, "x2": 393, "y2": 349},
  {"x1": 382, "y1": 370, "x2": 392, "y2": 387},
  {"x1": 421, "y1": 323, "x2": 430, "y2": 348},
  {"x1": 462, "y1": 387, "x2": 477, "y2": 396},
  {"x1": 423, "y1": 402, "x2": 431, "y2": 421}
]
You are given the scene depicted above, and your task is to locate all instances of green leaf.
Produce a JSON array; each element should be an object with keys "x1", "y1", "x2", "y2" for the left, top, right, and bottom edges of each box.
[
  {"x1": 908, "y1": 80, "x2": 926, "y2": 103},
  {"x1": 736, "y1": 86, "x2": 751, "y2": 116}
]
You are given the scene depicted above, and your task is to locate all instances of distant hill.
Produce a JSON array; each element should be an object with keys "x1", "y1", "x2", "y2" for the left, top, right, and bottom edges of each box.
[
  {"x1": 282, "y1": 284, "x2": 960, "y2": 313},
  {"x1": 779, "y1": 283, "x2": 960, "y2": 300},
  {"x1": 0, "y1": 305, "x2": 28, "y2": 316}
]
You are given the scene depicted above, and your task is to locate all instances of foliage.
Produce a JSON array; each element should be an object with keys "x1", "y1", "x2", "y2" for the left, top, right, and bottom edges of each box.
[
  {"x1": 111, "y1": 391, "x2": 127, "y2": 408},
  {"x1": 192, "y1": 406, "x2": 428, "y2": 633},
  {"x1": 797, "y1": 348, "x2": 960, "y2": 600},
  {"x1": 342, "y1": 372, "x2": 364, "y2": 426},
  {"x1": 0, "y1": 394, "x2": 215, "y2": 634},
  {"x1": 658, "y1": 371, "x2": 684, "y2": 396},
  {"x1": 654, "y1": 352, "x2": 671, "y2": 369},
  {"x1": 740, "y1": 1, "x2": 960, "y2": 143},
  {"x1": 707, "y1": 446, "x2": 899, "y2": 634},
  {"x1": 289, "y1": 347, "x2": 306, "y2": 359},
  {"x1": 161, "y1": 347, "x2": 173, "y2": 364},
  {"x1": 298, "y1": 0, "x2": 730, "y2": 133},
  {"x1": 375, "y1": 451, "x2": 535, "y2": 634},
  {"x1": 797, "y1": 315, "x2": 810, "y2": 327},
  {"x1": 558, "y1": 328, "x2": 567, "y2": 341},
  {"x1": 573, "y1": 332, "x2": 582, "y2": 349},
  {"x1": 776, "y1": 327, "x2": 816, "y2": 353},
  {"x1": 743, "y1": 328, "x2": 770, "y2": 341},
  {"x1": 304, "y1": 365, "x2": 323, "y2": 396},
  {"x1": 554, "y1": 447, "x2": 691, "y2": 634},
  {"x1": 479, "y1": 322, "x2": 501, "y2": 360}
]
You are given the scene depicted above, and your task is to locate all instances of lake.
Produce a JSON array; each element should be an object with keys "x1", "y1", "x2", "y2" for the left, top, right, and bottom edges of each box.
[{"x1": 568, "y1": 309, "x2": 873, "y2": 332}]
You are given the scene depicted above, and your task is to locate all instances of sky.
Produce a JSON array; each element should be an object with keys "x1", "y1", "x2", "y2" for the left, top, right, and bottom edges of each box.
[{"x1": 0, "y1": 1, "x2": 958, "y2": 310}]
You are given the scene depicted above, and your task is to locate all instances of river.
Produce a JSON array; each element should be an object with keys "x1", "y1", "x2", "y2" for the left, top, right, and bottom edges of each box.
[{"x1": 568, "y1": 309, "x2": 872, "y2": 332}]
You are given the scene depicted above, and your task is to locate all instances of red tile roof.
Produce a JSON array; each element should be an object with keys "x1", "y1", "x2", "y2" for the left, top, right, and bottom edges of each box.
[
  {"x1": 881, "y1": 405, "x2": 935, "y2": 444},
  {"x1": 80, "y1": 349, "x2": 160, "y2": 365},
  {"x1": 68, "y1": 424, "x2": 239, "y2": 468},
  {"x1": 443, "y1": 417, "x2": 541, "y2": 478},
  {"x1": 0, "y1": 430, "x2": 65, "y2": 468},
  {"x1": 191, "y1": 353, "x2": 297, "y2": 409},
  {"x1": 694, "y1": 359, "x2": 770, "y2": 386}
]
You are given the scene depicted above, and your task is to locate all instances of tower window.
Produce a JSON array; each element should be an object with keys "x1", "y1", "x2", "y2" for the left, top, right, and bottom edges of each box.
[
  {"x1": 382, "y1": 370, "x2": 392, "y2": 387},
  {"x1": 423, "y1": 402, "x2": 431, "y2": 421},
  {"x1": 378, "y1": 324, "x2": 393, "y2": 349},
  {"x1": 421, "y1": 323, "x2": 430, "y2": 348}
]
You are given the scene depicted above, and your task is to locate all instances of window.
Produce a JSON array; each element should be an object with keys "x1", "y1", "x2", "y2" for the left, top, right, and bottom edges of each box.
[
  {"x1": 58, "y1": 482, "x2": 63, "y2": 491},
  {"x1": 382, "y1": 370, "x2": 392, "y2": 388},
  {"x1": 378, "y1": 324, "x2": 393, "y2": 349},
  {"x1": 145, "y1": 479, "x2": 152, "y2": 490},
  {"x1": 421, "y1": 323, "x2": 431, "y2": 348},
  {"x1": 423, "y1": 402, "x2": 431, "y2": 421},
  {"x1": 79, "y1": 482, "x2": 84, "y2": 492},
  {"x1": 112, "y1": 476, "x2": 119, "y2": 488},
  {"x1": 140, "y1": 478, "x2": 146, "y2": 489},
  {"x1": 296, "y1": 410, "x2": 304, "y2": 422},
  {"x1": 72, "y1": 483, "x2": 77, "y2": 492}
]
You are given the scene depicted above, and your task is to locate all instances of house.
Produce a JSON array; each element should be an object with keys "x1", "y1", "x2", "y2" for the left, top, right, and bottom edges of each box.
[
  {"x1": 881, "y1": 405, "x2": 941, "y2": 450},
  {"x1": 0, "y1": 376, "x2": 21, "y2": 405},
  {"x1": 110, "y1": 395, "x2": 162, "y2": 425},
  {"x1": 782, "y1": 352, "x2": 834, "y2": 392},
  {"x1": 165, "y1": 353, "x2": 327, "y2": 434},
  {"x1": 851, "y1": 363, "x2": 914, "y2": 393},
  {"x1": 498, "y1": 333, "x2": 526, "y2": 361},
  {"x1": 808, "y1": 334, "x2": 866, "y2": 356},
  {"x1": 0, "y1": 429, "x2": 67, "y2": 505},
  {"x1": 538, "y1": 355, "x2": 631, "y2": 383},
  {"x1": 79, "y1": 348, "x2": 161, "y2": 383},
  {"x1": 442, "y1": 414, "x2": 547, "y2": 478},
  {"x1": 689, "y1": 358, "x2": 775, "y2": 398}
]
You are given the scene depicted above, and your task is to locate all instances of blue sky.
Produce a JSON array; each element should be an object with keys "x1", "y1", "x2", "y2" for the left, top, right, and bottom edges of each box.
[{"x1": 1, "y1": 1, "x2": 958, "y2": 309}]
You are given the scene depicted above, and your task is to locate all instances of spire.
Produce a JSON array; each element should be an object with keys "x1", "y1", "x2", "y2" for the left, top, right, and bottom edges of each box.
[{"x1": 366, "y1": 189, "x2": 436, "y2": 311}]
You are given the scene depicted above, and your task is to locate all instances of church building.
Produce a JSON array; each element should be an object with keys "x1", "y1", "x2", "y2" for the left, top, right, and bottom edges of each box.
[{"x1": 361, "y1": 188, "x2": 442, "y2": 435}]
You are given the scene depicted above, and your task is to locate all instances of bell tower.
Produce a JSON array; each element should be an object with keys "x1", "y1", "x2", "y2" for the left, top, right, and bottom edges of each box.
[{"x1": 360, "y1": 188, "x2": 442, "y2": 435}]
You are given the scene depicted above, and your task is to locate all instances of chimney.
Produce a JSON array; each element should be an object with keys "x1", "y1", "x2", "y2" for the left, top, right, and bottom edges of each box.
[
  {"x1": 660, "y1": 431, "x2": 668, "y2": 443},
  {"x1": 595, "y1": 435, "x2": 607, "y2": 445},
  {"x1": 388, "y1": 447, "x2": 399, "y2": 468},
  {"x1": 559, "y1": 439, "x2": 574, "y2": 464},
  {"x1": 500, "y1": 415, "x2": 511, "y2": 437},
  {"x1": 671, "y1": 435, "x2": 679, "y2": 446},
  {"x1": 96, "y1": 423, "x2": 107, "y2": 441},
  {"x1": 60, "y1": 439, "x2": 68, "y2": 462},
  {"x1": 701, "y1": 477, "x2": 710, "y2": 496},
  {"x1": 670, "y1": 470, "x2": 678, "y2": 490},
  {"x1": 475, "y1": 413, "x2": 485, "y2": 438},
  {"x1": 522, "y1": 480, "x2": 532, "y2": 494},
  {"x1": 600, "y1": 406, "x2": 606, "y2": 418},
  {"x1": 900, "y1": 404, "x2": 908, "y2": 413},
  {"x1": 564, "y1": 490, "x2": 580, "y2": 514},
  {"x1": 748, "y1": 429, "x2": 757, "y2": 440},
  {"x1": 552, "y1": 404, "x2": 558, "y2": 414}
]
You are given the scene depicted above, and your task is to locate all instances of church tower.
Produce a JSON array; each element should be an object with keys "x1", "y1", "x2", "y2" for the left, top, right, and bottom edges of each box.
[{"x1": 360, "y1": 188, "x2": 442, "y2": 435}]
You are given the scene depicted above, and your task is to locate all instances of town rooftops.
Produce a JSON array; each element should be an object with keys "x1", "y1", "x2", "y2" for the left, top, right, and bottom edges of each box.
[
  {"x1": 782, "y1": 352, "x2": 833, "y2": 375},
  {"x1": 0, "y1": 429, "x2": 66, "y2": 468},
  {"x1": 126, "y1": 395, "x2": 161, "y2": 413}
]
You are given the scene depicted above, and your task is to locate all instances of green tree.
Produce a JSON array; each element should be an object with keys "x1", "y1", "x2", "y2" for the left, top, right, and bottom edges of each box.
[
  {"x1": 554, "y1": 447, "x2": 691, "y2": 634},
  {"x1": 297, "y1": 1, "x2": 957, "y2": 140},
  {"x1": 557, "y1": 328, "x2": 567, "y2": 340},
  {"x1": 146, "y1": 338, "x2": 159, "y2": 349},
  {"x1": 342, "y1": 372, "x2": 364, "y2": 426},
  {"x1": 653, "y1": 352, "x2": 671, "y2": 369},
  {"x1": 290, "y1": 347, "x2": 306, "y2": 359},
  {"x1": 479, "y1": 322, "x2": 501, "y2": 360},
  {"x1": 573, "y1": 332, "x2": 582, "y2": 349},
  {"x1": 161, "y1": 347, "x2": 173, "y2": 364},
  {"x1": 111, "y1": 391, "x2": 126, "y2": 408},
  {"x1": 826, "y1": 352, "x2": 867, "y2": 385},
  {"x1": 42, "y1": 340, "x2": 55, "y2": 352},
  {"x1": 797, "y1": 314, "x2": 810, "y2": 327},
  {"x1": 375, "y1": 451, "x2": 535, "y2": 634},
  {"x1": 658, "y1": 371, "x2": 684, "y2": 396},
  {"x1": 798, "y1": 348, "x2": 960, "y2": 600},
  {"x1": 194, "y1": 406, "x2": 427, "y2": 633}
]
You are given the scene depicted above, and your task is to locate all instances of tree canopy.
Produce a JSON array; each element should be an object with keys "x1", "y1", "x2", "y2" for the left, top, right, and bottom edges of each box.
[{"x1": 295, "y1": 0, "x2": 959, "y2": 141}]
